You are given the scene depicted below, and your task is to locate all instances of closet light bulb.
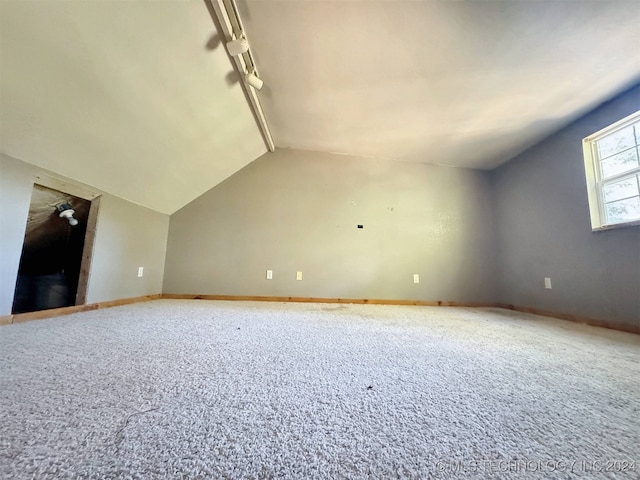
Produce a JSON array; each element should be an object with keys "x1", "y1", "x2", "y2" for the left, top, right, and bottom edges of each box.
[{"x1": 58, "y1": 208, "x2": 79, "y2": 226}]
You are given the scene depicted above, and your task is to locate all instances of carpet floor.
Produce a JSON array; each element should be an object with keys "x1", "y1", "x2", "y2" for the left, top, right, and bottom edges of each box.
[{"x1": 0, "y1": 300, "x2": 638, "y2": 479}]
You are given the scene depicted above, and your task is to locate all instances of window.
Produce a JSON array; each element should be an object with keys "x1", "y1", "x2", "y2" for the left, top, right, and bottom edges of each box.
[{"x1": 583, "y1": 111, "x2": 640, "y2": 230}]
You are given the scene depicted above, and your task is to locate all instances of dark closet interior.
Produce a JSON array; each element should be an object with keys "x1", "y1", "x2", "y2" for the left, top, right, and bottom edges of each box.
[{"x1": 12, "y1": 185, "x2": 91, "y2": 314}]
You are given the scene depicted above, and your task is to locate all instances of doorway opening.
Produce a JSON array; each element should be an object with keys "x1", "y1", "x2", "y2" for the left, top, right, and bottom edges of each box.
[{"x1": 12, "y1": 184, "x2": 94, "y2": 314}]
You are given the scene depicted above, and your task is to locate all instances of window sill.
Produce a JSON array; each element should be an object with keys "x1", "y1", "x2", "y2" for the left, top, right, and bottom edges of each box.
[{"x1": 592, "y1": 219, "x2": 640, "y2": 232}]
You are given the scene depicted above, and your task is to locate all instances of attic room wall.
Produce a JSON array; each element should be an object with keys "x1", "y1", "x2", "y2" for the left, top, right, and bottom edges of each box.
[
  {"x1": 85, "y1": 194, "x2": 169, "y2": 304},
  {"x1": 163, "y1": 148, "x2": 496, "y2": 303},
  {"x1": 0, "y1": 154, "x2": 170, "y2": 315},
  {"x1": 0, "y1": 155, "x2": 33, "y2": 315},
  {"x1": 492, "y1": 84, "x2": 640, "y2": 330}
]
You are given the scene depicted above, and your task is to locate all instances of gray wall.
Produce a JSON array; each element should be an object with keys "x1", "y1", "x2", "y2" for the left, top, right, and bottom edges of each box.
[
  {"x1": 85, "y1": 193, "x2": 169, "y2": 304},
  {"x1": 492, "y1": 85, "x2": 640, "y2": 329},
  {"x1": 0, "y1": 154, "x2": 169, "y2": 315},
  {"x1": 0, "y1": 155, "x2": 34, "y2": 315},
  {"x1": 164, "y1": 148, "x2": 496, "y2": 303}
]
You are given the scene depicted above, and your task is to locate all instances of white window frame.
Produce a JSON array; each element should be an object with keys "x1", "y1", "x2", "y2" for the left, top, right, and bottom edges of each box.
[{"x1": 583, "y1": 110, "x2": 640, "y2": 231}]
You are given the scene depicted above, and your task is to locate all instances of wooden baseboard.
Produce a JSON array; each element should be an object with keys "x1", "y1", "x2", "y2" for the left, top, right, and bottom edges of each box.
[
  {"x1": 496, "y1": 303, "x2": 639, "y2": 335},
  {"x1": 3, "y1": 293, "x2": 635, "y2": 335},
  {"x1": 161, "y1": 293, "x2": 495, "y2": 308},
  {"x1": 2, "y1": 294, "x2": 162, "y2": 326},
  {"x1": 163, "y1": 295, "x2": 638, "y2": 335}
]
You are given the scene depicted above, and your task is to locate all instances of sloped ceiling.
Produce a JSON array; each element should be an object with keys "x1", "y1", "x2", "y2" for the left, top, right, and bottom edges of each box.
[
  {"x1": 1, "y1": 1, "x2": 639, "y2": 217},
  {"x1": 0, "y1": 0, "x2": 266, "y2": 214},
  {"x1": 241, "y1": 0, "x2": 640, "y2": 168}
]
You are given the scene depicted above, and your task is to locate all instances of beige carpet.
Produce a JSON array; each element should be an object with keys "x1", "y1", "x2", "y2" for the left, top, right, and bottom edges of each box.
[{"x1": 1, "y1": 300, "x2": 638, "y2": 479}]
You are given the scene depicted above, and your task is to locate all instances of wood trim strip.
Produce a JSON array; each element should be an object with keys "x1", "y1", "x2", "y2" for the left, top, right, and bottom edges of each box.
[
  {"x1": 75, "y1": 195, "x2": 101, "y2": 305},
  {"x1": 2, "y1": 294, "x2": 161, "y2": 326},
  {"x1": 163, "y1": 295, "x2": 638, "y2": 334},
  {"x1": 3, "y1": 294, "x2": 635, "y2": 335},
  {"x1": 161, "y1": 293, "x2": 495, "y2": 308},
  {"x1": 496, "y1": 303, "x2": 639, "y2": 335}
]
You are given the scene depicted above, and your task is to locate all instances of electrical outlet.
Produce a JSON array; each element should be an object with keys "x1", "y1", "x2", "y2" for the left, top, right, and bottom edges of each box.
[
  {"x1": 137, "y1": 267, "x2": 144, "y2": 278},
  {"x1": 413, "y1": 274, "x2": 420, "y2": 284},
  {"x1": 266, "y1": 269, "x2": 273, "y2": 280},
  {"x1": 296, "y1": 271, "x2": 303, "y2": 281},
  {"x1": 544, "y1": 277, "x2": 552, "y2": 289}
]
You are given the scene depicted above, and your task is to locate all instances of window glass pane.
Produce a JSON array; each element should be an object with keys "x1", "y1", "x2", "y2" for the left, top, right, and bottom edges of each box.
[
  {"x1": 597, "y1": 124, "x2": 636, "y2": 159},
  {"x1": 603, "y1": 175, "x2": 639, "y2": 203},
  {"x1": 600, "y1": 147, "x2": 639, "y2": 179},
  {"x1": 604, "y1": 196, "x2": 640, "y2": 224}
]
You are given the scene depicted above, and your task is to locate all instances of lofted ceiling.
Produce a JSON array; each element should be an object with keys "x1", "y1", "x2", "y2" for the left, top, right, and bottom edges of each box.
[
  {"x1": 240, "y1": 0, "x2": 640, "y2": 168},
  {"x1": 1, "y1": 1, "x2": 639, "y2": 216},
  {"x1": 0, "y1": 0, "x2": 266, "y2": 214}
]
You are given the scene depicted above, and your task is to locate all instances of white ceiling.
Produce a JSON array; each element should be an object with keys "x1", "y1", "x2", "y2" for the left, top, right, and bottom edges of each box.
[
  {"x1": 241, "y1": 0, "x2": 640, "y2": 168},
  {"x1": 1, "y1": 0, "x2": 266, "y2": 214},
  {"x1": 1, "y1": 1, "x2": 639, "y2": 216}
]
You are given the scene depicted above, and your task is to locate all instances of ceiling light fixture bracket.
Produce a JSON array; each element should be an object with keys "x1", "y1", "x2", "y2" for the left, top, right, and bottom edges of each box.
[{"x1": 208, "y1": 0, "x2": 274, "y2": 151}]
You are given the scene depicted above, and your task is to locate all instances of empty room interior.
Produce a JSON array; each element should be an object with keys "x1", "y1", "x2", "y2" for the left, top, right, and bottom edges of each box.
[{"x1": 1, "y1": 0, "x2": 639, "y2": 478}]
